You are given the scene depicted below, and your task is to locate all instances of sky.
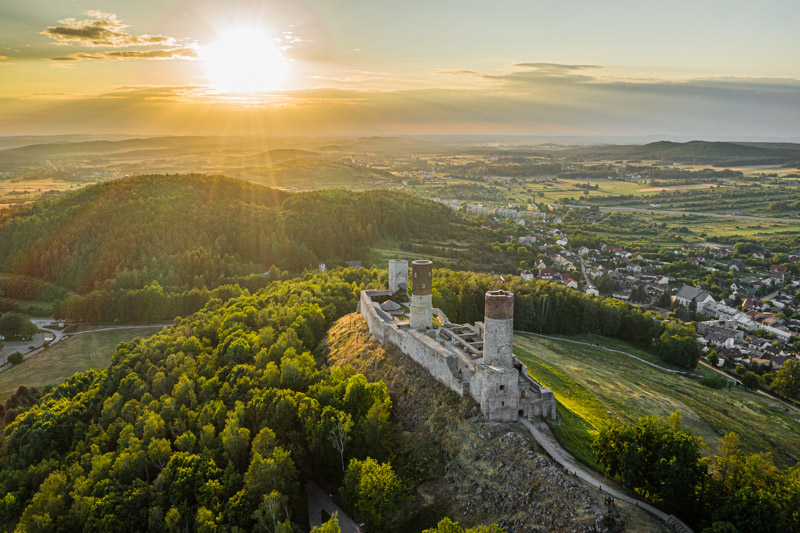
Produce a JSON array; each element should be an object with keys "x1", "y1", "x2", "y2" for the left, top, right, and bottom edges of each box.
[{"x1": 1, "y1": 0, "x2": 799, "y2": 139}]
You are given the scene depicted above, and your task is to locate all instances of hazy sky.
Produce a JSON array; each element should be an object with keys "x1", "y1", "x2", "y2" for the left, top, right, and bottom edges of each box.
[{"x1": 1, "y1": 0, "x2": 799, "y2": 138}]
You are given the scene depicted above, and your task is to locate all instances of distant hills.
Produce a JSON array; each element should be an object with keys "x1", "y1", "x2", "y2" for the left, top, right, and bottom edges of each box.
[
  {"x1": 2, "y1": 136, "x2": 799, "y2": 177},
  {"x1": 238, "y1": 158, "x2": 395, "y2": 189},
  {"x1": 565, "y1": 140, "x2": 800, "y2": 166}
]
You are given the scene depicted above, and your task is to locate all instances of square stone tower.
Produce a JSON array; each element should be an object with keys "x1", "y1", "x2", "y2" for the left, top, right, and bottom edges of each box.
[{"x1": 388, "y1": 259, "x2": 409, "y2": 295}]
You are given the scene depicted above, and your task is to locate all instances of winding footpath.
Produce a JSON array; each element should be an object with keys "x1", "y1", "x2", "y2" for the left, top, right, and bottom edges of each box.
[
  {"x1": 515, "y1": 331, "x2": 703, "y2": 378},
  {"x1": 519, "y1": 417, "x2": 693, "y2": 533}
]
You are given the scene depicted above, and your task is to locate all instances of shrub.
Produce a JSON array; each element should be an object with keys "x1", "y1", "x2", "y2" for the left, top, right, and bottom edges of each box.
[
  {"x1": 8, "y1": 352, "x2": 23, "y2": 365},
  {"x1": 700, "y1": 375, "x2": 730, "y2": 389}
]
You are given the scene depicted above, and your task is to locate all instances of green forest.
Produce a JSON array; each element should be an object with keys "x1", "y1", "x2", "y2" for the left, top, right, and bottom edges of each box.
[
  {"x1": 594, "y1": 413, "x2": 800, "y2": 533},
  {"x1": 0, "y1": 269, "x2": 420, "y2": 531},
  {"x1": 0, "y1": 174, "x2": 465, "y2": 322}
]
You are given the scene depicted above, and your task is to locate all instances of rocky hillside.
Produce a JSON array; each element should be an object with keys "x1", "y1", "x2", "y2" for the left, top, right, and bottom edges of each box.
[{"x1": 318, "y1": 314, "x2": 669, "y2": 532}]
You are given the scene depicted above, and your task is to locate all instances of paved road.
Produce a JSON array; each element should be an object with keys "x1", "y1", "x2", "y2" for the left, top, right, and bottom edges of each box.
[
  {"x1": 69, "y1": 324, "x2": 170, "y2": 336},
  {"x1": 306, "y1": 482, "x2": 361, "y2": 533},
  {"x1": 520, "y1": 418, "x2": 693, "y2": 533},
  {"x1": 579, "y1": 257, "x2": 596, "y2": 290},
  {"x1": 565, "y1": 204, "x2": 800, "y2": 224},
  {"x1": 0, "y1": 322, "x2": 169, "y2": 373}
]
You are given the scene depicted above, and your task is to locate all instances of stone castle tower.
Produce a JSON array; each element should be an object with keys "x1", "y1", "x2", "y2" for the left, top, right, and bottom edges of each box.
[
  {"x1": 479, "y1": 290, "x2": 521, "y2": 421},
  {"x1": 388, "y1": 259, "x2": 409, "y2": 295},
  {"x1": 483, "y1": 290, "x2": 515, "y2": 367},
  {"x1": 359, "y1": 259, "x2": 557, "y2": 422},
  {"x1": 409, "y1": 260, "x2": 433, "y2": 330}
]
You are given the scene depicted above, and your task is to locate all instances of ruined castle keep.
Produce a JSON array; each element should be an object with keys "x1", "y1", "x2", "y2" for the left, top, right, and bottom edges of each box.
[{"x1": 359, "y1": 260, "x2": 557, "y2": 421}]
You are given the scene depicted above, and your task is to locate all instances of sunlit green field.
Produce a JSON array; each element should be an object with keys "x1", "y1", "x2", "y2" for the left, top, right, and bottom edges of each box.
[
  {"x1": 513, "y1": 333, "x2": 800, "y2": 469},
  {"x1": 0, "y1": 327, "x2": 162, "y2": 401},
  {"x1": 365, "y1": 238, "x2": 464, "y2": 268}
]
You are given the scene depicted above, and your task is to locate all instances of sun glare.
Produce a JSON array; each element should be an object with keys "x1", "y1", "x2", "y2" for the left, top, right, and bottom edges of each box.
[{"x1": 202, "y1": 28, "x2": 288, "y2": 94}]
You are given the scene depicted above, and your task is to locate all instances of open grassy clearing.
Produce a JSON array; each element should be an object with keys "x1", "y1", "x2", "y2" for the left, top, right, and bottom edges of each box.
[
  {"x1": 513, "y1": 333, "x2": 800, "y2": 469},
  {"x1": 0, "y1": 327, "x2": 161, "y2": 402},
  {"x1": 365, "y1": 238, "x2": 465, "y2": 269}
]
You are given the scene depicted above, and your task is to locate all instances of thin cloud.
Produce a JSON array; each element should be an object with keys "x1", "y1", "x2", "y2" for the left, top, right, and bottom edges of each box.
[
  {"x1": 438, "y1": 69, "x2": 481, "y2": 76},
  {"x1": 511, "y1": 63, "x2": 600, "y2": 72},
  {"x1": 41, "y1": 11, "x2": 172, "y2": 48},
  {"x1": 49, "y1": 48, "x2": 198, "y2": 62}
]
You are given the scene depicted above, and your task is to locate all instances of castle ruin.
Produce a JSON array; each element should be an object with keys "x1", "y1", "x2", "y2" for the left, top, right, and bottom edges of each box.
[{"x1": 359, "y1": 260, "x2": 557, "y2": 421}]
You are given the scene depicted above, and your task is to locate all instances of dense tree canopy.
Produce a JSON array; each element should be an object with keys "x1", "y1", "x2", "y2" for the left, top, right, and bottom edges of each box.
[
  {"x1": 771, "y1": 360, "x2": 800, "y2": 400},
  {"x1": 0, "y1": 270, "x2": 406, "y2": 531},
  {"x1": 0, "y1": 174, "x2": 462, "y2": 322},
  {"x1": 593, "y1": 415, "x2": 800, "y2": 532},
  {"x1": 0, "y1": 312, "x2": 38, "y2": 340},
  {"x1": 432, "y1": 270, "x2": 697, "y2": 368},
  {"x1": 0, "y1": 174, "x2": 457, "y2": 292}
]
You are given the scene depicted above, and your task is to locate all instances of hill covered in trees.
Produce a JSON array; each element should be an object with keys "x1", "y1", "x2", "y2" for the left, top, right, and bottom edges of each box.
[
  {"x1": 566, "y1": 140, "x2": 800, "y2": 166},
  {"x1": 0, "y1": 174, "x2": 464, "y2": 321},
  {"x1": 0, "y1": 270, "x2": 396, "y2": 531},
  {"x1": 320, "y1": 314, "x2": 646, "y2": 532}
]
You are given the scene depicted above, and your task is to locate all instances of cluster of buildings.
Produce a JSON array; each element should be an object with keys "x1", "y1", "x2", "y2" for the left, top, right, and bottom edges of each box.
[{"x1": 497, "y1": 224, "x2": 800, "y2": 374}]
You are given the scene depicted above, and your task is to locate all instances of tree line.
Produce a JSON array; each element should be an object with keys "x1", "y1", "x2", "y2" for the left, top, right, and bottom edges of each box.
[
  {"x1": 593, "y1": 412, "x2": 800, "y2": 533},
  {"x1": 432, "y1": 270, "x2": 700, "y2": 368},
  {"x1": 0, "y1": 270, "x2": 423, "y2": 532},
  {"x1": 0, "y1": 174, "x2": 465, "y2": 323}
]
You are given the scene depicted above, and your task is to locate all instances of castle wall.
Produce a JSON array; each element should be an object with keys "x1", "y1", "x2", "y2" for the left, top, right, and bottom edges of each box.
[
  {"x1": 470, "y1": 365, "x2": 520, "y2": 421},
  {"x1": 360, "y1": 265, "x2": 557, "y2": 422},
  {"x1": 389, "y1": 327, "x2": 467, "y2": 396},
  {"x1": 360, "y1": 290, "x2": 393, "y2": 344},
  {"x1": 360, "y1": 289, "x2": 467, "y2": 397}
]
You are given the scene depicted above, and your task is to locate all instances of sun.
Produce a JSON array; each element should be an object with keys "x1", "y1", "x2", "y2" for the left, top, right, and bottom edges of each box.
[{"x1": 202, "y1": 28, "x2": 288, "y2": 94}]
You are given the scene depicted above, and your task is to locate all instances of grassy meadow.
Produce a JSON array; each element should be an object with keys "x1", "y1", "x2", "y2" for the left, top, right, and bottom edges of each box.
[
  {"x1": 0, "y1": 327, "x2": 162, "y2": 402},
  {"x1": 513, "y1": 333, "x2": 800, "y2": 469}
]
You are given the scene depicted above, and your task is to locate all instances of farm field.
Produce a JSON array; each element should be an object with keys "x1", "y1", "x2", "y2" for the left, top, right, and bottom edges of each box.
[
  {"x1": 0, "y1": 178, "x2": 83, "y2": 210},
  {"x1": 513, "y1": 333, "x2": 800, "y2": 469},
  {"x1": 0, "y1": 327, "x2": 162, "y2": 402}
]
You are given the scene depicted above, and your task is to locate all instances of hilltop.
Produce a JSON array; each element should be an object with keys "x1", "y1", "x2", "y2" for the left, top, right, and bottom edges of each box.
[
  {"x1": 0, "y1": 174, "x2": 466, "y2": 321},
  {"x1": 319, "y1": 314, "x2": 669, "y2": 532}
]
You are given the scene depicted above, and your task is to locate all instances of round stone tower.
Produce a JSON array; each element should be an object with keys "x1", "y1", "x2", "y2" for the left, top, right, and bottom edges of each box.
[
  {"x1": 483, "y1": 290, "x2": 514, "y2": 367},
  {"x1": 409, "y1": 260, "x2": 433, "y2": 330},
  {"x1": 388, "y1": 259, "x2": 409, "y2": 295}
]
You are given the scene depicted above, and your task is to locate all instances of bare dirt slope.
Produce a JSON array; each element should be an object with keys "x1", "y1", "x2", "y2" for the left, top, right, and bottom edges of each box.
[{"x1": 319, "y1": 314, "x2": 669, "y2": 532}]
